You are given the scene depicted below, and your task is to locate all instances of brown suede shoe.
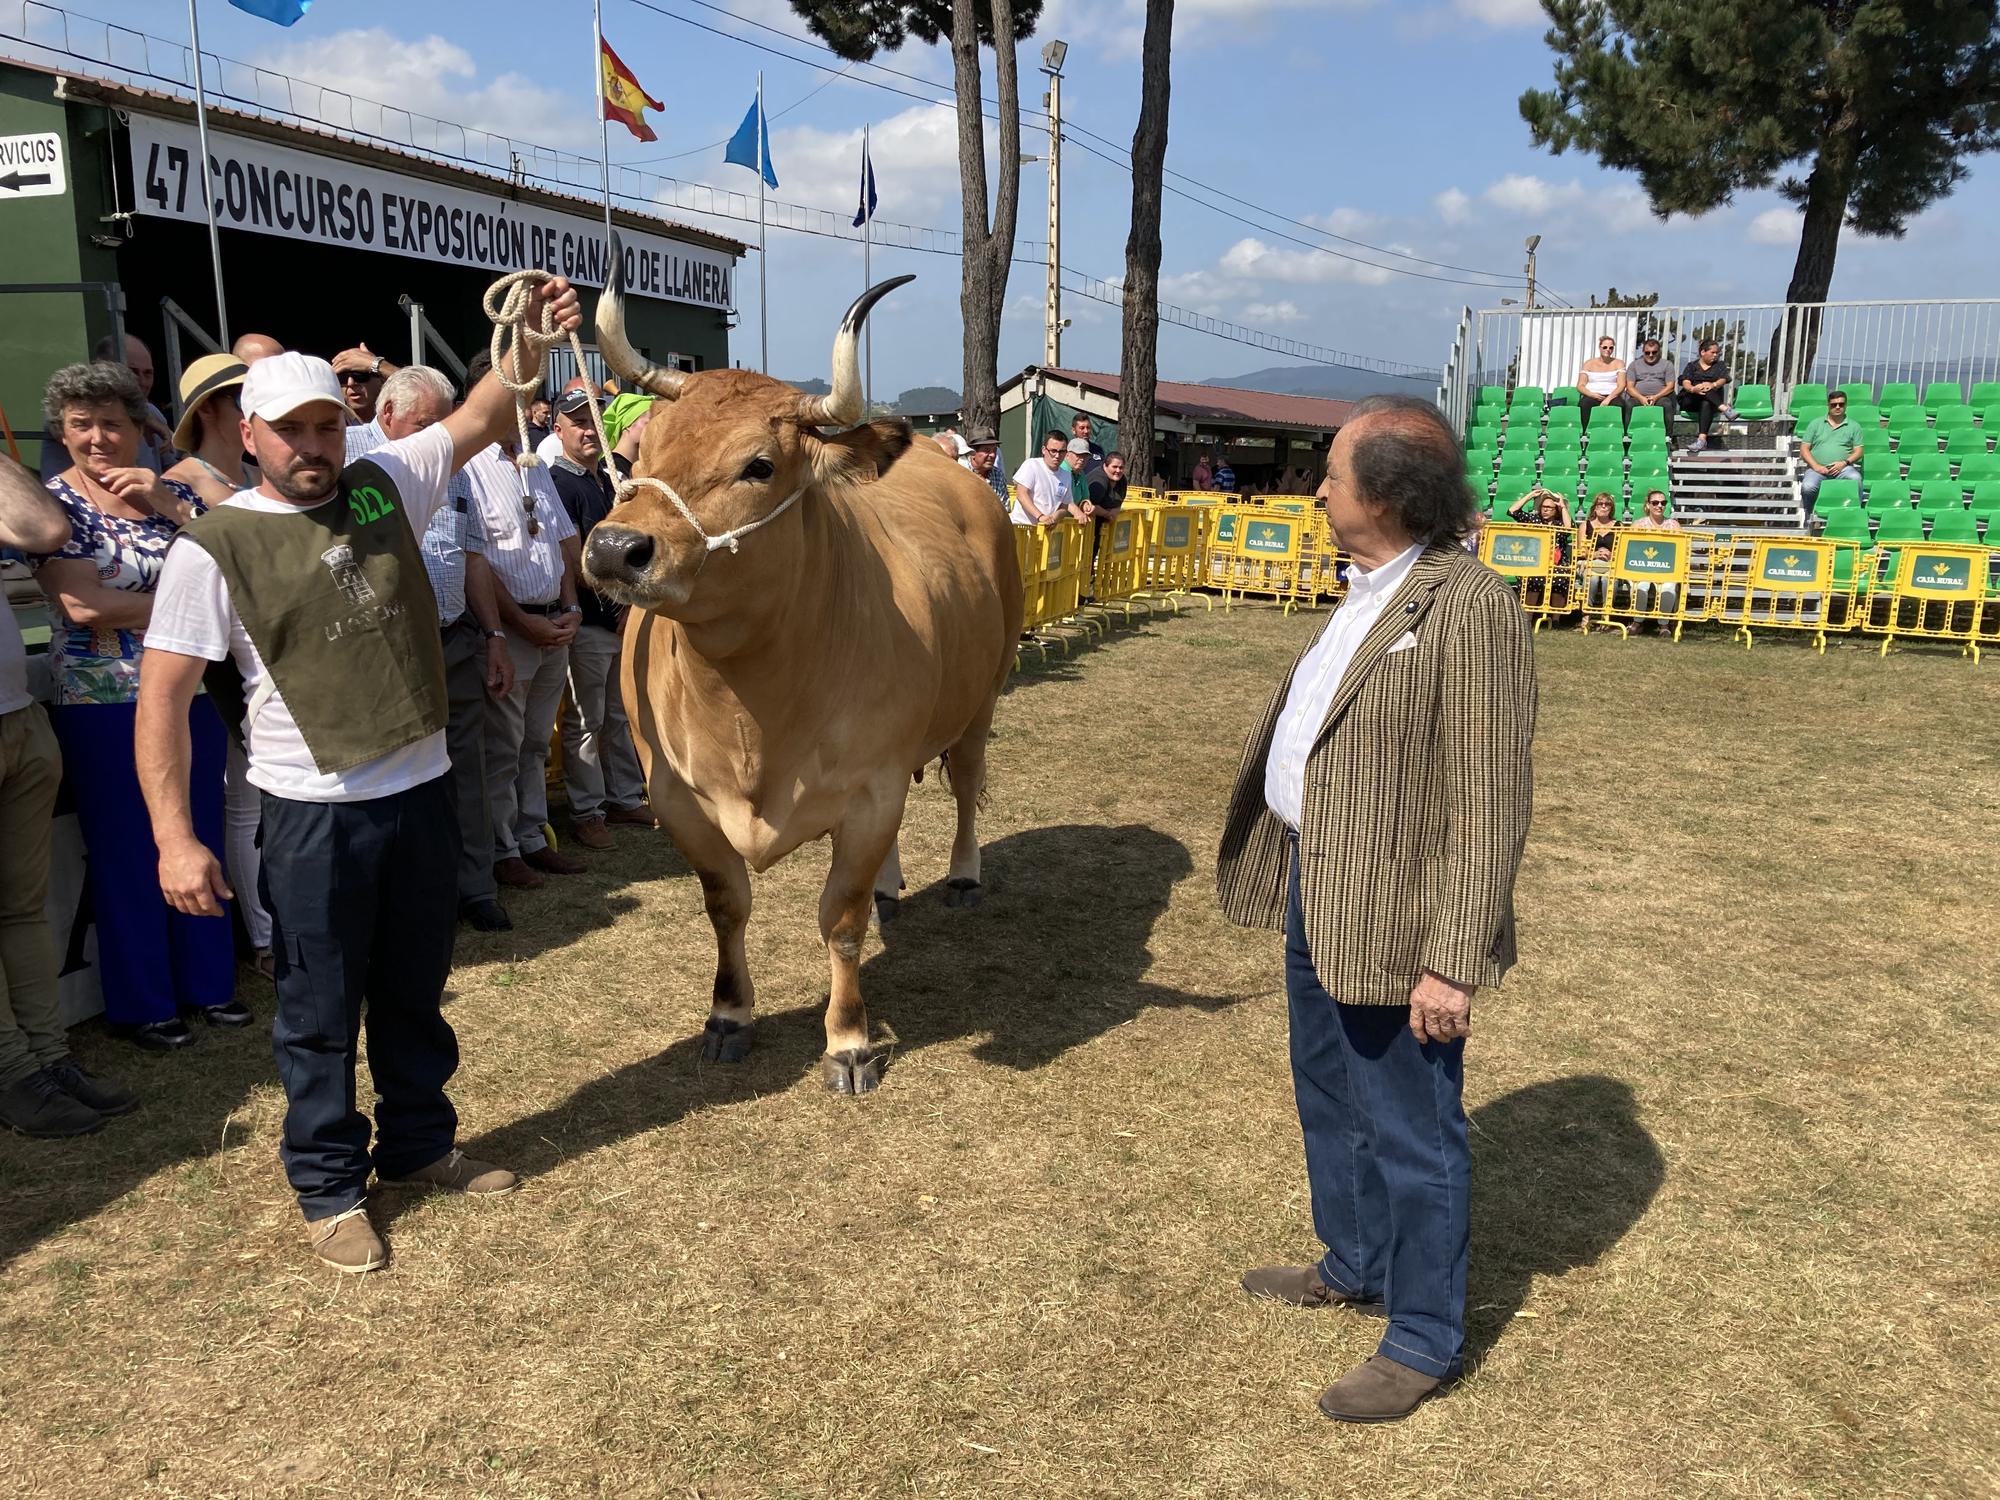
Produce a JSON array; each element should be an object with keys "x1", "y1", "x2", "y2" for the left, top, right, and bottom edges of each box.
[
  {"x1": 571, "y1": 815, "x2": 614, "y2": 850},
  {"x1": 379, "y1": 1148, "x2": 520, "y2": 1196},
  {"x1": 1317, "y1": 1355, "x2": 1445, "y2": 1424},
  {"x1": 605, "y1": 804, "x2": 656, "y2": 828},
  {"x1": 308, "y1": 1203, "x2": 388, "y2": 1274},
  {"x1": 524, "y1": 846, "x2": 588, "y2": 876},
  {"x1": 494, "y1": 856, "x2": 546, "y2": 890},
  {"x1": 1240, "y1": 1264, "x2": 1386, "y2": 1317}
]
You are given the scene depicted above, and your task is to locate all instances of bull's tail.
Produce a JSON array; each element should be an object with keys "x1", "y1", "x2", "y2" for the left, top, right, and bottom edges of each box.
[{"x1": 933, "y1": 748, "x2": 991, "y2": 811}]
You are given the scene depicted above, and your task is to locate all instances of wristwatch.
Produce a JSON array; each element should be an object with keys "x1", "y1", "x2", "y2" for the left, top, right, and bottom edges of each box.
[
  {"x1": 484, "y1": 629, "x2": 506, "y2": 641},
  {"x1": 369, "y1": 355, "x2": 384, "y2": 376},
  {"x1": 556, "y1": 604, "x2": 583, "y2": 617}
]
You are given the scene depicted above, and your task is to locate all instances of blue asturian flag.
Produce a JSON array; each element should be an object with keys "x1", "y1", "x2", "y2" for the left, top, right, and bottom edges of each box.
[
  {"x1": 226, "y1": 0, "x2": 313, "y2": 23},
  {"x1": 852, "y1": 136, "x2": 877, "y2": 228},
  {"x1": 723, "y1": 95, "x2": 779, "y2": 190}
]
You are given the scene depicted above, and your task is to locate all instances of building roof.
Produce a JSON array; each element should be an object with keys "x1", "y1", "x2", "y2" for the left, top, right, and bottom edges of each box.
[
  {"x1": 37, "y1": 64, "x2": 747, "y2": 258},
  {"x1": 1025, "y1": 367, "x2": 1355, "y2": 433}
]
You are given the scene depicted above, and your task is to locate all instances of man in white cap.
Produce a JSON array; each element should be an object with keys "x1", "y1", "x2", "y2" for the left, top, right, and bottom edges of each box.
[{"x1": 133, "y1": 276, "x2": 583, "y2": 1274}]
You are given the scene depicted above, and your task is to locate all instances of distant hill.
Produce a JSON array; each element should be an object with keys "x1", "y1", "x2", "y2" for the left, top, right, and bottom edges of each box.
[
  {"x1": 895, "y1": 385, "x2": 963, "y2": 414},
  {"x1": 785, "y1": 376, "x2": 833, "y2": 396},
  {"x1": 1200, "y1": 364, "x2": 1439, "y2": 402}
]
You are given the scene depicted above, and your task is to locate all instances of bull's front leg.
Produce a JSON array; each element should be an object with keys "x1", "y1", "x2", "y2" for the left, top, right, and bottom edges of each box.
[
  {"x1": 660, "y1": 784, "x2": 757, "y2": 1063},
  {"x1": 820, "y1": 786, "x2": 908, "y2": 1095}
]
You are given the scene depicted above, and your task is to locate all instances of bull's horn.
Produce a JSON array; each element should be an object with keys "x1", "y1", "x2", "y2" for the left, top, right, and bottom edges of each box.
[
  {"x1": 797, "y1": 274, "x2": 915, "y2": 426},
  {"x1": 594, "y1": 230, "x2": 689, "y2": 401}
]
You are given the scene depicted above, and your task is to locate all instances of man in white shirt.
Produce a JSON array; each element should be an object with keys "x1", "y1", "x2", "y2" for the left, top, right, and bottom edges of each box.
[
  {"x1": 1010, "y1": 428, "x2": 1071, "y2": 526},
  {"x1": 133, "y1": 274, "x2": 583, "y2": 1275}
]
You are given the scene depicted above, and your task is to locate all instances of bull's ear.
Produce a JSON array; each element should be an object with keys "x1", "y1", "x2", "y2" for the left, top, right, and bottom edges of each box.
[{"x1": 812, "y1": 419, "x2": 913, "y2": 486}]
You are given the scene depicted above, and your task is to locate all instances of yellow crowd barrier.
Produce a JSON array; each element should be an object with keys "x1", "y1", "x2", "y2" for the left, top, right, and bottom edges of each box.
[
  {"x1": 1702, "y1": 536, "x2": 1864, "y2": 653},
  {"x1": 1578, "y1": 528, "x2": 1700, "y2": 641},
  {"x1": 1134, "y1": 505, "x2": 1212, "y2": 611},
  {"x1": 1861, "y1": 541, "x2": 1993, "y2": 661},
  {"x1": 1478, "y1": 522, "x2": 1570, "y2": 631}
]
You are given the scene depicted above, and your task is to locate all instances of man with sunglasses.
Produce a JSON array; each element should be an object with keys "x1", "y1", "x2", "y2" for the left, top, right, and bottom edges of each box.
[
  {"x1": 457, "y1": 353, "x2": 585, "y2": 891},
  {"x1": 1796, "y1": 392, "x2": 1864, "y2": 519},
  {"x1": 330, "y1": 344, "x2": 399, "y2": 427}
]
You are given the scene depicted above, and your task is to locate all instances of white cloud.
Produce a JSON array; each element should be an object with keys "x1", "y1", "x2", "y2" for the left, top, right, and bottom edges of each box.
[
  {"x1": 1041, "y1": 0, "x2": 1374, "y2": 59},
  {"x1": 1440, "y1": 173, "x2": 1677, "y2": 236},
  {"x1": 1309, "y1": 206, "x2": 1386, "y2": 236},
  {"x1": 1434, "y1": 187, "x2": 1473, "y2": 226},
  {"x1": 1242, "y1": 300, "x2": 1306, "y2": 324},
  {"x1": 771, "y1": 104, "x2": 968, "y2": 222},
  {"x1": 1220, "y1": 236, "x2": 1395, "y2": 286},
  {"x1": 1451, "y1": 0, "x2": 1545, "y2": 25},
  {"x1": 1748, "y1": 207, "x2": 1801, "y2": 246},
  {"x1": 246, "y1": 29, "x2": 594, "y2": 151}
]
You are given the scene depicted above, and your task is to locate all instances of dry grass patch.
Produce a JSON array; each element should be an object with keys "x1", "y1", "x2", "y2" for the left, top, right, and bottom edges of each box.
[{"x1": 2, "y1": 607, "x2": 1996, "y2": 1499}]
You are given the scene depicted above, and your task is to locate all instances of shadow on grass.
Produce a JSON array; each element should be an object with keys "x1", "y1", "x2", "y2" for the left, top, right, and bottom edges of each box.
[
  {"x1": 1464, "y1": 1074, "x2": 1665, "y2": 1369},
  {"x1": 455, "y1": 822, "x2": 1238, "y2": 1182}
]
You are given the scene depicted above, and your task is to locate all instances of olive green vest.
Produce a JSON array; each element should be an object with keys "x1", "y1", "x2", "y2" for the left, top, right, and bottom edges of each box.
[{"x1": 182, "y1": 459, "x2": 447, "y2": 776}]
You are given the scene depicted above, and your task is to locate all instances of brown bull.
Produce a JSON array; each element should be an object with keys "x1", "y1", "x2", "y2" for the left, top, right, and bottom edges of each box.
[{"x1": 582, "y1": 245, "x2": 1023, "y2": 1095}]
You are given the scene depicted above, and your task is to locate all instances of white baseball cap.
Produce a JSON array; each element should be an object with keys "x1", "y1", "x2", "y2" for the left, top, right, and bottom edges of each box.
[{"x1": 240, "y1": 352, "x2": 351, "y2": 425}]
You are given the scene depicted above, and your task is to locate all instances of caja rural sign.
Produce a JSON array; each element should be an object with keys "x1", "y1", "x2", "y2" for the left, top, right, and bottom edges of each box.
[{"x1": 126, "y1": 114, "x2": 734, "y2": 310}]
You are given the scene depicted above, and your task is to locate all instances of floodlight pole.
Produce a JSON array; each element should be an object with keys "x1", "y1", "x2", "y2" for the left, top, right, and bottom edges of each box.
[
  {"x1": 1524, "y1": 233, "x2": 1541, "y2": 312},
  {"x1": 1042, "y1": 43, "x2": 1065, "y2": 368},
  {"x1": 185, "y1": 0, "x2": 230, "y2": 345}
]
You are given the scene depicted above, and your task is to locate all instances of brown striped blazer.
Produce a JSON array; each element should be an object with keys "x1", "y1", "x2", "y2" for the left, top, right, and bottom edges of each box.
[{"x1": 1215, "y1": 543, "x2": 1537, "y2": 1004}]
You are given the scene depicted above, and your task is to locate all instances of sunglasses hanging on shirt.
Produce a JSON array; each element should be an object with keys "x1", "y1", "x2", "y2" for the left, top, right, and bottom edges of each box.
[{"x1": 522, "y1": 492, "x2": 541, "y2": 538}]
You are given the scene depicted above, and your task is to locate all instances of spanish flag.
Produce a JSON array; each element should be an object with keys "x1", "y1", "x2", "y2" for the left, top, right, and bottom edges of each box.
[{"x1": 600, "y1": 37, "x2": 664, "y2": 144}]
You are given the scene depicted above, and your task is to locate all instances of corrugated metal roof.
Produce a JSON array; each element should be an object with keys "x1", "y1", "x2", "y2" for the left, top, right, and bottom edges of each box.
[{"x1": 1039, "y1": 368, "x2": 1354, "y2": 432}]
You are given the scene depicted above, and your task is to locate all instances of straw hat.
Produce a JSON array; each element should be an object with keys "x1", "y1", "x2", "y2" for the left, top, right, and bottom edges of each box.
[{"x1": 172, "y1": 353, "x2": 250, "y2": 452}]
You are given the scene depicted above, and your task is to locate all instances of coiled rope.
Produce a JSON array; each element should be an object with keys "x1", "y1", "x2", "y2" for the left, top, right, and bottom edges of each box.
[{"x1": 480, "y1": 267, "x2": 801, "y2": 557}]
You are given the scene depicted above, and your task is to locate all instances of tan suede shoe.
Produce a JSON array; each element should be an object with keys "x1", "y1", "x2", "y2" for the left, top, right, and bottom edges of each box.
[
  {"x1": 307, "y1": 1203, "x2": 388, "y2": 1274},
  {"x1": 571, "y1": 816, "x2": 614, "y2": 850},
  {"x1": 1240, "y1": 1264, "x2": 1386, "y2": 1317},
  {"x1": 1317, "y1": 1355, "x2": 1445, "y2": 1424},
  {"x1": 379, "y1": 1148, "x2": 519, "y2": 1196}
]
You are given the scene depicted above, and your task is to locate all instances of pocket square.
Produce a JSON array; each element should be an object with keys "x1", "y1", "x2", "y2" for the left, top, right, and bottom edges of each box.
[{"x1": 1386, "y1": 631, "x2": 1419, "y2": 654}]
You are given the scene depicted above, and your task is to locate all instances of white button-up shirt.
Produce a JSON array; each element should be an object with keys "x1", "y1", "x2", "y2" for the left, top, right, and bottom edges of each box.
[
  {"x1": 458, "y1": 443, "x2": 576, "y2": 607},
  {"x1": 1264, "y1": 541, "x2": 1424, "y2": 830}
]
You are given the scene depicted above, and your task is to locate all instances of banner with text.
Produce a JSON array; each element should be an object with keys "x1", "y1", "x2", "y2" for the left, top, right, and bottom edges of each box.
[{"x1": 126, "y1": 114, "x2": 735, "y2": 310}]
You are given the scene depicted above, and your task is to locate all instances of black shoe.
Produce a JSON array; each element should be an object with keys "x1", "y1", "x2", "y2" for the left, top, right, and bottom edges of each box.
[
  {"x1": 195, "y1": 999, "x2": 254, "y2": 1028},
  {"x1": 45, "y1": 1056, "x2": 138, "y2": 1117},
  {"x1": 460, "y1": 897, "x2": 514, "y2": 932},
  {"x1": 127, "y1": 1018, "x2": 197, "y2": 1051},
  {"x1": 0, "y1": 1069, "x2": 103, "y2": 1137}
]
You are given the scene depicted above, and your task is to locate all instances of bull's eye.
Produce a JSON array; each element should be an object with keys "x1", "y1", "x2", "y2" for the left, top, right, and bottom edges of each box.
[{"x1": 741, "y1": 457, "x2": 776, "y2": 482}]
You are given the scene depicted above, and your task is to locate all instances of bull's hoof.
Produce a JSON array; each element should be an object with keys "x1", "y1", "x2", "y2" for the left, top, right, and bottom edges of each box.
[
  {"x1": 944, "y1": 878, "x2": 985, "y2": 909},
  {"x1": 700, "y1": 1016, "x2": 754, "y2": 1063},
  {"x1": 821, "y1": 1046, "x2": 880, "y2": 1096},
  {"x1": 872, "y1": 893, "x2": 900, "y2": 927}
]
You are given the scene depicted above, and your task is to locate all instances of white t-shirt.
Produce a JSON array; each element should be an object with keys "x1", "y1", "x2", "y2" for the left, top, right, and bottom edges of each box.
[
  {"x1": 146, "y1": 423, "x2": 458, "y2": 804},
  {"x1": 1010, "y1": 457, "x2": 1070, "y2": 526},
  {"x1": 535, "y1": 432, "x2": 565, "y2": 468}
]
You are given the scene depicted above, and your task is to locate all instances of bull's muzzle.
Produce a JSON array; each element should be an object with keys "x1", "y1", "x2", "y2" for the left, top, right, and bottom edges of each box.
[{"x1": 584, "y1": 524, "x2": 656, "y2": 587}]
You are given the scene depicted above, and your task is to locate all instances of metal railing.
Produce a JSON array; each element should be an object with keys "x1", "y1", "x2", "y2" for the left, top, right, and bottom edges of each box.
[
  {"x1": 1453, "y1": 300, "x2": 2000, "y2": 420},
  {"x1": 1435, "y1": 305, "x2": 1474, "y2": 435}
]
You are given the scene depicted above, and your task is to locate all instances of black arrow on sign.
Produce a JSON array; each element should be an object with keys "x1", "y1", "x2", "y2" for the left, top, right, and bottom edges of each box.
[{"x1": 0, "y1": 170, "x2": 53, "y2": 192}]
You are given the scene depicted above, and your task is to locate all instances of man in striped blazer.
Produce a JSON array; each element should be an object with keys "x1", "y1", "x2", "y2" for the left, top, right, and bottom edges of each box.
[{"x1": 1216, "y1": 395, "x2": 1537, "y2": 1423}]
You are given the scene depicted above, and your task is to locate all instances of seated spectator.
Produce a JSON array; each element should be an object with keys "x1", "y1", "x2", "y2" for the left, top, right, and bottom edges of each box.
[
  {"x1": 1628, "y1": 488, "x2": 1683, "y2": 619},
  {"x1": 1580, "y1": 490, "x2": 1619, "y2": 607},
  {"x1": 164, "y1": 355, "x2": 277, "y2": 973},
  {"x1": 1678, "y1": 340, "x2": 1736, "y2": 453},
  {"x1": 1576, "y1": 335, "x2": 1628, "y2": 421},
  {"x1": 1797, "y1": 391, "x2": 1864, "y2": 516},
  {"x1": 1624, "y1": 335, "x2": 1677, "y2": 426},
  {"x1": 230, "y1": 332, "x2": 284, "y2": 365},
  {"x1": 0, "y1": 453, "x2": 136, "y2": 1135},
  {"x1": 33, "y1": 362, "x2": 240, "y2": 1050},
  {"x1": 331, "y1": 344, "x2": 398, "y2": 428},
  {"x1": 1505, "y1": 486, "x2": 1574, "y2": 606},
  {"x1": 1011, "y1": 430, "x2": 1072, "y2": 527}
]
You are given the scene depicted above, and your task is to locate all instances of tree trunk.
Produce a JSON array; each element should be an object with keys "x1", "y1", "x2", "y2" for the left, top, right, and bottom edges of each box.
[
  {"x1": 1118, "y1": 0, "x2": 1173, "y2": 479},
  {"x1": 1770, "y1": 138, "x2": 1852, "y2": 387},
  {"x1": 952, "y1": 0, "x2": 1019, "y2": 436}
]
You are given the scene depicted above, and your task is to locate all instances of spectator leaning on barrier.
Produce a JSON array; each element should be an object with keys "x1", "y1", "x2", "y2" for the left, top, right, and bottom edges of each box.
[
  {"x1": 34, "y1": 360, "x2": 242, "y2": 1051},
  {"x1": 546, "y1": 386, "x2": 652, "y2": 853},
  {"x1": 1624, "y1": 335, "x2": 1677, "y2": 427},
  {"x1": 459, "y1": 359, "x2": 585, "y2": 891},
  {"x1": 331, "y1": 344, "x2": 398, "y2": 427},
  {"x1": 1797, "y1": 392, "x2": 1864, "y2": 517},
  {"x1": 136, "y1": 275, "x2": 585, "y2": 1274},
  {"x1": 0, "y1": 454, "x2": 138, "y2": 1137},
  {"x1": 164, "y1": 355, "x2": 279, "y2": 977},
  {"x1": 1012, "y1": 430, "x2": 1072, "y2": 527},
  {"x1": 1217, "y1": 394, "x2": 1536, "y2": 1424},
  {"x1": 1064, "y1": 438, "x2": 1095, "y2": 505},
  {"x1": 349, "y1": 364, "x2": 519, "y2": 933},
  {"x1": 1678, "y1": 340, "x2": 1736, "y2": 454},
  {"x1": 1576, "y1": 335, "x2": 1628, "y2": 420}
]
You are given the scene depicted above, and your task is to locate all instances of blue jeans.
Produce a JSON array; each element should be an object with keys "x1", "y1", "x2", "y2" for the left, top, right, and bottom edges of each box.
[{"x1": 1284, "y1": 849, "x2": 1469, "y2": 1378}]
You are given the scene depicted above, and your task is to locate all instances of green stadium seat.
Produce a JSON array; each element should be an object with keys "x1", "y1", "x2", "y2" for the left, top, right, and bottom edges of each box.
[
  {"x1": 1626, "y1": 405, "x2": 1667, "y2": 433},
  {"x1": 1467, "y1": 426, "x2": 1501, "y2": 452},
  {"x1": 1627, "y1": 457, "x2": 1671, "y2": 482},
  {"x1": 1942, "y1": 428, "x2": 1990, "y2": 459},
  {"x1": 1478, "y1": 384, "x2": 1507, "y2": 406},
  {"x1": 1932, "y1": 406, "x2": 1976, "y2": 434},
  {"x1": 1814, "y1": 478, "x2": 1862, "y2": 511},
  {"x1": 1582, "y1": 400, "x2": 1625, "y2": 432},
  {"x1": 1734, "y1": 383, "x2": 1775, "y2": 421},
  {"x1": 1543, "y1": 404, "x2": 1581, "y2": 426},
  {"x1": 1903, "y1": 453, "x2": 1953, "y2": 484},
  {"x1": 1879, "y1": 381, "x2": 1921, "y2": 411},
  {"x1": 1820, "y1": 509, "x2": 1872, "y2": 546},
  {"x1": 1497, "y1": 444, "x2": 1537, "y2": 468},
  {"x1": 1968, "y1": 483, "x2": 2000, "y2": 537},
  {"x1": 1836, "y1": 381, "x2": 1875, "y2": 406},
  {"x1": 1970, "y1": 381, "x2": 2000, "y2": 422},
  {"x1": 1955, "y1": 451, "x2": 2000, "y2": 485},
  {"x1": 1929, "y1": 509, "x2": 1981, "y2": 545},
  {"x1": 1509, "y1": 385, "x2": 1546, "y2": 412},
  {"x1": 1785, "y1": 382, "x2": 1828, "y2": 419},
  {"x1": 1546, "y1": 389, "x2": 1577, "y2": 406},
  {"x1": 1863, "y1": 481, "x2": 1911, "y2": 510},
  {"x1": 1922, "y1": 382, "x2": 1964, "y2": 409},
  {"x1": 1874, "y1": 507, "x2": 1925, "y2": 543},
  {"x1": 1540, "y1": 448, "x2": 1583, "y2": 479},
  {"x1": 1494, "y1": 476, "x2": 1542, "y2": 513},
  {"x1": 1845, "y1": 404, "x2": 1883, "y2": 433},
  {"x1": 1914, "y1": 482, "x2": 1966, "y2": 519}
]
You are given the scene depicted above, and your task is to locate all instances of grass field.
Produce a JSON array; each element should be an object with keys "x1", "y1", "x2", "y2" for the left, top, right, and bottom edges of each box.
[{"x1": 3, "y1": 604, "x2": 1997, "y2": 1499}]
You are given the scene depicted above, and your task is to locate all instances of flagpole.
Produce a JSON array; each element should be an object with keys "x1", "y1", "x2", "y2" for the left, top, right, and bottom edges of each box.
[
  {"x1": 592, "y1": 0, "x2": 615, "y2": 273},
  {"x1": 757, "y1": 70, "x2": 769, "y2": 374},
  {"x1": 862, "y1": 122, "x2": 872, "y2": 412},
  {"x1": 185, "y1": 0, "x2": 230, "y2": 345}
]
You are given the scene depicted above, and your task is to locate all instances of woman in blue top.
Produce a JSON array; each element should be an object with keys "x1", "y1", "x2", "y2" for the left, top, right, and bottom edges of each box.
[{"x1": 33, "y1": 361, "x2": 242, "y2": 1050}]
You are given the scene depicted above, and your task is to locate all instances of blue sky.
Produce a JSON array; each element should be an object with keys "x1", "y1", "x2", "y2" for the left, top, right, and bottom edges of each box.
[{"x1": 19, "y1": 0, "x2": 1996, "y2": 394}]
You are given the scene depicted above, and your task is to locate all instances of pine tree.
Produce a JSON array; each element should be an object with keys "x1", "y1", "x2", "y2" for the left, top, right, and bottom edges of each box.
[
  {"x1": 1521, "y1": 1, "x2": 2000, "y2": 375},
  {"x1": 788, "y1": 2, "x2": 1045, "y2": 433},
  {"x1": 1118, "y1": 0, "x2": 1174, "y2": 479}
]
